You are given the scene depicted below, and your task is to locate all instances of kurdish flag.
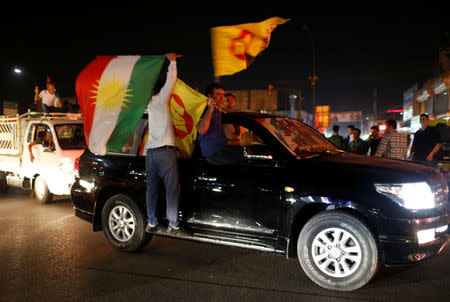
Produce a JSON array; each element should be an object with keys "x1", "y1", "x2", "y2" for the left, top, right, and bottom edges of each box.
[
  {"x1": 211, "y1": 17, "x2": 289, "y2": 77},
  {"x1": 139, "y1": 78, "x2": 207, "y2": 157},
  {"x1": 76, "y1": 55, "x2": 164, "y2": 155}
]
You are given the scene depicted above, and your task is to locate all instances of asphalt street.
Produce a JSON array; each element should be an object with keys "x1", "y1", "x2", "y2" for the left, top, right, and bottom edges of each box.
[{"x1": 0, "y1": 188, "x2": 449, "y2": 302}]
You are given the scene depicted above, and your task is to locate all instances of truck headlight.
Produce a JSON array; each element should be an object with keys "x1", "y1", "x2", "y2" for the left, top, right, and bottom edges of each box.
[
  {"x1": 59, "y1": 158, "x2": 73, "y2": 174},
  {"x1": 374, "y1": 182, "x2": 435, "y2": 210}
]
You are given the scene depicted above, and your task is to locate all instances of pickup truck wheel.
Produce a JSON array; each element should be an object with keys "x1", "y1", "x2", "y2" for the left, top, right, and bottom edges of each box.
[
  {"x1": 297, "y1": 211, "x2": 379, "y2": 291},
  {"x1": 34, "y1": 175, "x2": 53, "y2": 204},
  {"x1": 0, "y1": 172, "x2": 7, "y2": 193},
  {"x1": 101, "y1": 194, "x2": 152, "y2": 252}
]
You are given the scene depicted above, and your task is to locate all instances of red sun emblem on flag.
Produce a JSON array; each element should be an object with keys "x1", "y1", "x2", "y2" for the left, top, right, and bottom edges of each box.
[
  {"x1": 230, "y1": 30, "x2": 254, "y2": 61},
  {"x1": 170, "y1": 94, "x2": 193, "y2": 139}
]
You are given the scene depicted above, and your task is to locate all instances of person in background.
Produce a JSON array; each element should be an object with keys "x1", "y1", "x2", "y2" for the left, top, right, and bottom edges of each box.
[
  {"x1": 410, "y1": 113, "x2": 442, "y2": 166},
  {"x1": 28, "y1": 130, "x2": 54, "y2": 162},
  {"x1": 223, "y1": 93, "x2": 244, "y2": 143},
  {"x1": 375, "y1": 120, "x2": 407, "y2": 160},
  {"x1": 348, "y1": 128, "x2": 368, "y2": 154},
  {"x1": 368, "y1": 125, "x2": 382, "y2": 156},
  {"x1": 343, "y1": 124, "x2": 355, "y2": 150},
  {"x1": 328, "y1": 125, "x2": 343, "y2": 149},
  {"x1": 34, "y1": 80, "x2": 60, "y2": 113},
  {"x1": 224, "y1": 93, "x2": 237, "y2": 110}
]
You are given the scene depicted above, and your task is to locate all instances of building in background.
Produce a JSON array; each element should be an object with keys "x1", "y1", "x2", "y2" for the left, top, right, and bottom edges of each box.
[
  {"x1": 1, "y1": 101, "x2": 18, "y2": 115},
  {"x1": 401, "y1": 72, "x2": 450, "y2": 133},
  {"x1": 227, "y1": 88, "x2": 313, "y2": 125}
]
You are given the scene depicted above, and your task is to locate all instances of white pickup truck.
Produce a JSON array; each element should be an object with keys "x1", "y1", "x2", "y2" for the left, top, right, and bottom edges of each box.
[{"x1": 0, "y1": 111, "x2": 85, "y2": 203}]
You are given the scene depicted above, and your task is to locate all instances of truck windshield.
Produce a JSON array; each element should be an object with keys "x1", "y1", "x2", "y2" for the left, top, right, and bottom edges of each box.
[
  {"x1": 54, "y1": 124, "x2": 86, "y2": 150},
  {"x1": 256, "y1": 117, "x2": 339, "y2": 156}
]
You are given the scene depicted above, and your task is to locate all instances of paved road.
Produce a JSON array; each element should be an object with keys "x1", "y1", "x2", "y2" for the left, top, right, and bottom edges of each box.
[{"x1": 1, "y1": 188, "x2": 449, "y2": 302}]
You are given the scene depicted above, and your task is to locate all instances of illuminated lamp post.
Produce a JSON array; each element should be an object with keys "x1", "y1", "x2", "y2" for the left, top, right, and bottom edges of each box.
[{"x1": 302, "y1": 25, "x2": 317, "y2": 127}]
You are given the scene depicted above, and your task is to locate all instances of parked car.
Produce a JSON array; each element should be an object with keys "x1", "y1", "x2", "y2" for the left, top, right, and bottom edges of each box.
[{"x1": 71, "y1": 111, "x2": 449, "y2": 291}]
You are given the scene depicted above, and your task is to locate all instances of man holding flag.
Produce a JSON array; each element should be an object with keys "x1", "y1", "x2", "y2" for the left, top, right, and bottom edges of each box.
[{"x1": 144, "y1": 53, "x2": 190, "y2": 236}]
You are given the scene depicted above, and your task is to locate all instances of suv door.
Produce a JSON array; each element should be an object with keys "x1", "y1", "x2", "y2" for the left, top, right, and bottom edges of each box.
[{"x1": 186, "y1": 124, "x2": 283, "y2": 240}]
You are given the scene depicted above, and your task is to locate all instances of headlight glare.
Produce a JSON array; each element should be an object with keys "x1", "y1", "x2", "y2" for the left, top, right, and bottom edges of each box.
[
  {"x1": 374, "y1": 182, "x2": 435, "y2": 210},
  {"x1": 59, "y1": 157, "x2": 73, "y2": 174}
]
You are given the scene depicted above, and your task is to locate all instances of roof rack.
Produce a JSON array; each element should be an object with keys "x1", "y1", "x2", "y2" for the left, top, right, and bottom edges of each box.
[{"x1": 20, "y1": 109, "x2": 83, "y2": 121}]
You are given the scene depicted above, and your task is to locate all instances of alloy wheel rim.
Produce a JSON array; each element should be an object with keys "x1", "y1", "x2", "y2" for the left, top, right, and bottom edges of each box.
[
  {"x1": 311, "y1": 227, "x2": 362, "y2": 278},
  {"x1": 109, "y1": 205, "x2": 136, "y2": 242}
]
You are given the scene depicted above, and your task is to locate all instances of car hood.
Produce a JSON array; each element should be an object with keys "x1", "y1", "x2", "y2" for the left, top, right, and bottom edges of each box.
[{"x1": 291, "y1": 153, "x2": 445, "y2": 184}]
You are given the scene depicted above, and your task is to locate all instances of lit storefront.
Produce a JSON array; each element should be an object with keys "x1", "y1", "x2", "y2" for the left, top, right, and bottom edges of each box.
[{"x1": 403, "y1": 72, "x2": 450, "y2": 130}]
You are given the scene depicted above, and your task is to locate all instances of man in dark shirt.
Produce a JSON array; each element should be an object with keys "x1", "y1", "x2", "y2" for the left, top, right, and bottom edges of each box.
[
  {"x1": 328, "y1": 125, "x2": 343, "y2": 149},
  {"x1": 367, "y1": 125, "x2": 381, "y2": 156},
  {"x1": 348, "y1": 128, "x2": 369, "y2": 155},
  {"x1": 411, "y1": 114, "x2": 442, "y2": 165}
]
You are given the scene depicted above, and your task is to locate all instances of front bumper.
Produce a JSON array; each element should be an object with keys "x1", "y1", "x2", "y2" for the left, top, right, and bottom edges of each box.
[{"x1": 380, "y1": 212, "x2": 449, "y2": 265}]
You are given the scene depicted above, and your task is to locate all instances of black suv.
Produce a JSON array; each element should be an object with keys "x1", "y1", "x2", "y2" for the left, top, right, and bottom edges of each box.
[{"x1": 71, "y1": 111, "x2": 449, "y2": 291}]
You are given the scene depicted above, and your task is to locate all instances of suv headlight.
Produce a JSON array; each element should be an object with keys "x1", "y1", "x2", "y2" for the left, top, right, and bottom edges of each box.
[{"x1": 374, "y1": 182, "x2": 435, "y2": 210}]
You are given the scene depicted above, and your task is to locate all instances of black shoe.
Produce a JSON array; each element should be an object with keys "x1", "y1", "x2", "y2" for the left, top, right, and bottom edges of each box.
[
  {"x1": 167, "y1": 225, "x2": 191, "y2": 237},
  {"x1": 145, "y1": 223, "x2": 160, "y2": 233}
]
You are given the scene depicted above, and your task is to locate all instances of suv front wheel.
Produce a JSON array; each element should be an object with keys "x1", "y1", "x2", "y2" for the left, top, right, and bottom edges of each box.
[
  {"x1": 101, "y1": 194, "x2": 152, "y2": 252},
  {"x1": 297, "y1": 211, "x2": 380, "y2": 291}
]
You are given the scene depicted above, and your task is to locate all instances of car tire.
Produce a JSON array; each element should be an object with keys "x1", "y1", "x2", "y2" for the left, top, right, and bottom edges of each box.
[
  {"x1": 0, "y1": 171, "x2": 7, "y2": 193},
  {"x1": 297, "y1": 211, "x2": 380, "y2": 291},
  {"x1": 34, "y1": 175, "x2": 53, "y2": 204},
  {"x1": 101, "y1": 194, "x2": 152, "y2": 252}
]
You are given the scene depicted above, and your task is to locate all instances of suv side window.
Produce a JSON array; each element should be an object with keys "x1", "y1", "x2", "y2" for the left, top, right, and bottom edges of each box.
[
  {"x1": 222, "y1": 123, "x2": 272, "y2": 163},
  {"x1": 119, "y1": 119, "x2": 148, "y2": 155}
]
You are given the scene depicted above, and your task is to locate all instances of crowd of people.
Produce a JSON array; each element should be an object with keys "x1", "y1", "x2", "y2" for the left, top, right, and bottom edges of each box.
[{"x1": 328, "y1": 114, "x2": 443, "y2": 167}]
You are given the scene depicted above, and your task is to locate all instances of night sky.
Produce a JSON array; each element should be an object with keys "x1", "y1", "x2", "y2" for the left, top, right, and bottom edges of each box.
[{"x1": 1, "y1": 5, "x2": 447, "y2": 116}]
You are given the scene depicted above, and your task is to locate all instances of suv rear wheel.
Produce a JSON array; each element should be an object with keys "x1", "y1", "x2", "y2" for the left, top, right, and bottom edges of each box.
[
  {"x1": 101, "y1": 194, "x2": 152, "y2": 252},
  {"x1": 297, "y1": 211, "x2": 380, "y2": 291}
]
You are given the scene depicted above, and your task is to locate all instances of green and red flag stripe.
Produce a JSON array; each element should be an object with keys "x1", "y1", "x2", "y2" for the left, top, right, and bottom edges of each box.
[{"x1": 76, "y1": 55, "x2": 164, "y2": 155}]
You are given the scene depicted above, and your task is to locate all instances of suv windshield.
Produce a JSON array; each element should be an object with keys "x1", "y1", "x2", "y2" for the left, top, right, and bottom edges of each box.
[
  {"x1": 256, "y1": 117, "x2": 339, "y2": 156},
  {"x1": 54, "y1": 124, "x2": 86, "y2": 150}
]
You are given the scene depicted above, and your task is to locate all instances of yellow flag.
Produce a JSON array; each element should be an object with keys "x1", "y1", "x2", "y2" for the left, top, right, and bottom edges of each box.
[
  {"x1": 139, "y1": 79, "x2": 207, "y2": 157},
  {"x1": 169, "y1": 79, "x2": 207, "y2": 156},
  {"x1": 211, "y1": 17, "x2": 289, "y2": 77}
]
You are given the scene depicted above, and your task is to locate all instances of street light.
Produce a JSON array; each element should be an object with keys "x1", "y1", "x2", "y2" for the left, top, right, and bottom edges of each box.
[
  {"x1": 302, "y1": 25, "x2": 317, "y2": 127},
  {"x1": 13, "y1": 68, "x2": 22, "y2": 74}
]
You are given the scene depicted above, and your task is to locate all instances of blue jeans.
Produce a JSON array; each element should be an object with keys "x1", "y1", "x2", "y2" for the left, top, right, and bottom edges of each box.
[{"x1": 145, "y1": 148, "x2": 180, "y2": 228}]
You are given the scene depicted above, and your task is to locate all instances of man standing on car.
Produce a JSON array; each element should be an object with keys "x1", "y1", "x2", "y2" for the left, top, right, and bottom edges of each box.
[
  {"x1": 144, "y1": 53, "x2": 189, "y2": 236},
  {"x1": 411, "y1": 113, "x2": 442, "y2": 166}
]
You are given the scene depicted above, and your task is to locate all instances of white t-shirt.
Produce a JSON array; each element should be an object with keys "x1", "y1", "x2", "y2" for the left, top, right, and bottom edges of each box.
[
  {"x1": 39, "y1": 90, "x2": 59, "y2": 107},
  {"x1": 146, "y1": 60, "x2": 177, "y2": 149}
]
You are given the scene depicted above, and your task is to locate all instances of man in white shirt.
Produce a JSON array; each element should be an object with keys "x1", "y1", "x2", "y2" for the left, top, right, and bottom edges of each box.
[
  {"x1": 34, "y1": 81, "x2": 60, "y2": 113},
  {"x1": 145, "y1": 53, "x2": 189, "y2": 236}
]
